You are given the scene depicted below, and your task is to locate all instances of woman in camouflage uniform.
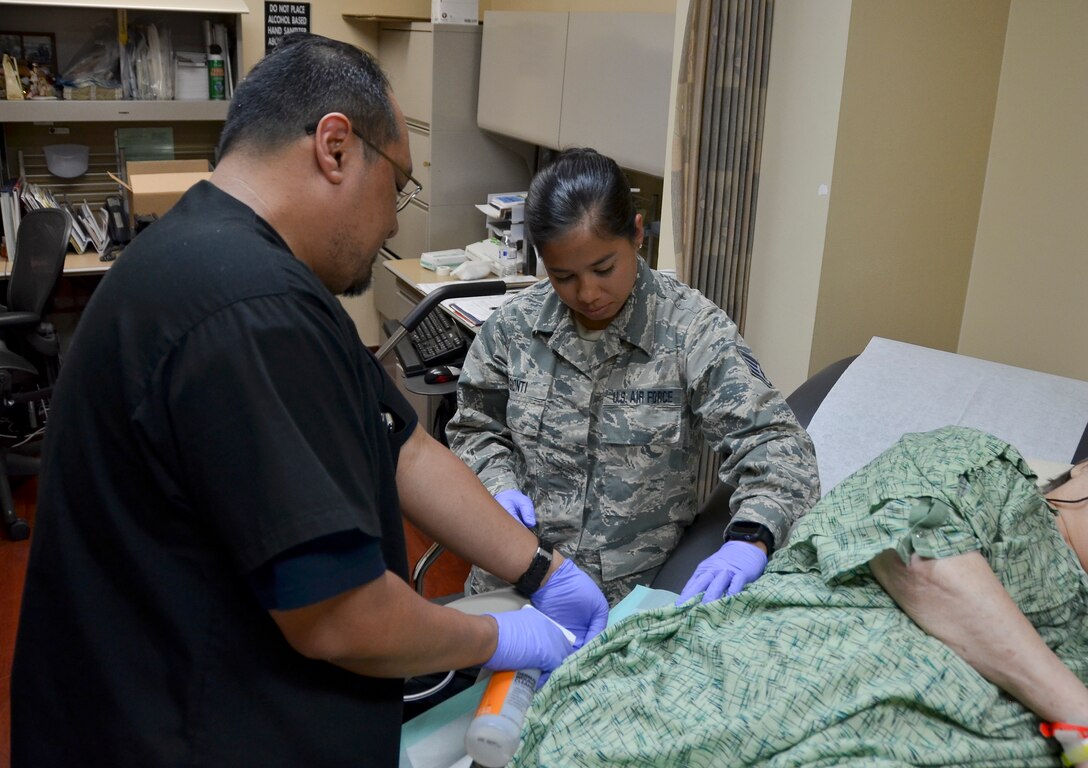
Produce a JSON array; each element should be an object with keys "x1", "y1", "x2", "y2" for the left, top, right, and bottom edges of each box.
[{"x1": 446, "y1": 148, "x2": 820, "y2": 603}]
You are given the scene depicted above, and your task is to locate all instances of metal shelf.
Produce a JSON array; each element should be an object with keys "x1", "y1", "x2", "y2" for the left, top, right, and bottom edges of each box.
[
  {"x1": 1, "y1": 0, "x2": 248, "y2": 13},
  {"x1": 0, "y1": 99, "x2": 230, "y2": 123}
]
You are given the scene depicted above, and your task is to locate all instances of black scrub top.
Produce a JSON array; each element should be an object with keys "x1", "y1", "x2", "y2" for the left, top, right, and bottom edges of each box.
[{"x1": 13, "y1": 182, "x2": 418, "y2": 767}]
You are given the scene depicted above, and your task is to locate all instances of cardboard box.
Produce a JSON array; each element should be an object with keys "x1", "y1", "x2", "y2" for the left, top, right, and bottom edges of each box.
[{"x1": 124, "y1": 159, "x2": 212, "y2": 223}]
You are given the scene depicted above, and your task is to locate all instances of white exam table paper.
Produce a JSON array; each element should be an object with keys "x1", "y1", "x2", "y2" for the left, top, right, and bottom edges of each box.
[{"x1": 806, "y1": 337, "x2": 1088, "y2": 493}]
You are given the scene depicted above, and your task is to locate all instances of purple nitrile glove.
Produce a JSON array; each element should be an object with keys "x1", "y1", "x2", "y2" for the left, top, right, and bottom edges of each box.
[
  {"x1": 494, "y1": 489, "x2": 536, "y2": 528},
  {"x1": 676, "y1": 541, "x2": 768, "y2": 606},
  {"x1": 530, "y1": 558, "x2": 609, "y2": 650},
  {"x1": 483, "y1": 606, "x2": 574, "y2": 673}
]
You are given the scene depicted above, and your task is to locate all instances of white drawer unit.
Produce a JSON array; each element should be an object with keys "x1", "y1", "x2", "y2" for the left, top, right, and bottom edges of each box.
[{"x1": 379, "y1": 24, "x2": 435, "y2": 127}]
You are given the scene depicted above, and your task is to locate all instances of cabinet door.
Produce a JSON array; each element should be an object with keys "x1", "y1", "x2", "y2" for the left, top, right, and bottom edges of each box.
[
  {"x1": 373, "y1": 249, "x2": 414, "y2": 325},
  {"x1": 477, "y1": 11, "x2": 566, "y2": 149},
  {"x1": 379, "y1": 25, "x2": 434, "y2": 127},
  {"x1": 559, "y1": 12, "x2": 675, "y2": 176},
  {"x1": 407, "y1": 126, "x2": 431, "y2": 206},
  {"x1": 431, "y1": 23, "x2": 484, "y2": 133},
  {"x1": 384, "y1": 197, "x2": 429, "y2": 260}
]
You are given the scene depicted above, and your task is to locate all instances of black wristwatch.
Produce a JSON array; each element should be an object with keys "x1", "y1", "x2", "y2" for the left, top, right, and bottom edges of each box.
[
  {"x1": 724, "y1": 520, "x2": 775, "y2": 556},
  {"x1": 513, "y1": 538, "x2": 554, "y2": 597}
]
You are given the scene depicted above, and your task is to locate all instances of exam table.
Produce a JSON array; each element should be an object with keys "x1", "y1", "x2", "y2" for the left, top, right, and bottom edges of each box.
[{"x1": 652, "y1": 341, "x2": 1088, "y2": 593}]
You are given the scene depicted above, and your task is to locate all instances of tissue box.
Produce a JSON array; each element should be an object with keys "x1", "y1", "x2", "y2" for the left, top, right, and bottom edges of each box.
[
  {"x1": 421, "y1": 248, "x2": 468, "y2": 271},
  {"x1": 175, "y1": 52, "x2": 209, "y2": 100},
  {"x1": 432, "y1": 0, "x2": 478, "y2": 24}
]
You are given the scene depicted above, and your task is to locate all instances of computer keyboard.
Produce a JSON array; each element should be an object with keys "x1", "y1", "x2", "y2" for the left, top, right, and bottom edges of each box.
[{"x1": 384, "y1": 310, "x2": 468, "y2": 377}]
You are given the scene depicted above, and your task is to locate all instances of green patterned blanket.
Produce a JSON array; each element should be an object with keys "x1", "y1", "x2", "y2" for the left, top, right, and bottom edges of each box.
[{"x1": 515, "y1": 427, "x2": 1088, "y2": 767}]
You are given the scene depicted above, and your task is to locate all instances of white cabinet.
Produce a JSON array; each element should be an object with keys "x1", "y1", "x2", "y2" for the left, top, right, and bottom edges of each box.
[
  {"x1": 478, "y1": 11, "x2": 675, "y2": 177},
  {"x1": 377, "y1": 21, "x2": 532, "y2": 262},
  {"x1": 476, "y1": 11, "x2": 566, "y2": 150},
  {"x1": 559, "y1": 13, "x2": 675, "y2": 176}
]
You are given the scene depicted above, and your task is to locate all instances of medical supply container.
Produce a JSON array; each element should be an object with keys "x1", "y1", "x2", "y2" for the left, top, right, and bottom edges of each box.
[{"x1": 464, "y1": 668, "x2": 539, "y2": 767}]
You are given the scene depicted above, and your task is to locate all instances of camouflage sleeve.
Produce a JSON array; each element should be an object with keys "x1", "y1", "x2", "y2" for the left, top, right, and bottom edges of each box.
[
  {"x1": 444, "y1": 313, "x2": 522, "y2": 495},
  {"x1": 685, "y1": 305, "x2": 821, "y2": 547}
]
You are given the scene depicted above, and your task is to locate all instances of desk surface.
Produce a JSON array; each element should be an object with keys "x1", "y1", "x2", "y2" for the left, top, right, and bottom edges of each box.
[
  {"x1": 0, "y1": 251, "x2": 114, "y2": 278},
  {"x1": 382, "y1": 257, "x2": 541, "y2": 332},
  {"x1": 384, "y1": 257, "x2": 541, "y2": 294},
  {"x1": 61, "y1": 252, "x2": 114, "y2": 276},
  {"x1": 382, "y1": 257, "x2": 442, "y2": 290}
]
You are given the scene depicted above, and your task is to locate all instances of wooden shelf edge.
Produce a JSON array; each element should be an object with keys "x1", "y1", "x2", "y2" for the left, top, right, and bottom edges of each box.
[
  {"x1": 343, "y1": 14, "x2": 429, "y2": 23},
  {"x1": 0, "y1": 99, "x2": 231, "y2": 123}
]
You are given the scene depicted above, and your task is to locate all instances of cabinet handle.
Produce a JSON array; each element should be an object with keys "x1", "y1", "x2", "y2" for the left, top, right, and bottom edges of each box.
[{"x1": 423, "y1": 161, "x2": 431, "y2": 168}]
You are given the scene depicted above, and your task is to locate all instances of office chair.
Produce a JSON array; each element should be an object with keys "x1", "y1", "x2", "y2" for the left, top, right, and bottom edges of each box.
[{"x1": 0, "y1": 207, "x2": 71, "y2": 540}]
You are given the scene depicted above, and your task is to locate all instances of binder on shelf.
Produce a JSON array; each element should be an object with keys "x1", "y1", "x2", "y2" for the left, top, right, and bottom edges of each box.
[
  {"x1": 175, "y1": 52, "x2": 209, "y2": 101},
  {"x1": 79, "y1": 201, "x2": 111, "y2": 255}
]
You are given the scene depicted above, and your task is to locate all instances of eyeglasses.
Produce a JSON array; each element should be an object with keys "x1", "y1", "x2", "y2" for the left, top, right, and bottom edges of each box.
[
  {"x1": 1049, "y1": 494, "x2": 1088, "y2": 505},
  {"x1": 304, "y1": 122, "x2": 423, "y2": 212}
]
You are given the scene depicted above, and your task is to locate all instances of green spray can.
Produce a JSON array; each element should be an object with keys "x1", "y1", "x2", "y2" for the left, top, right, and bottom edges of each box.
[{"x1": 207, "y1": 44, "x2": 226, "y2": 100}]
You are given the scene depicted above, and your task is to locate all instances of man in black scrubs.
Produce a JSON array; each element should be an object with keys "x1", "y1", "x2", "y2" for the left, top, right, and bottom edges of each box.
[{"x1": 11, "y1": 34, "x2": 608, "y2": 767}]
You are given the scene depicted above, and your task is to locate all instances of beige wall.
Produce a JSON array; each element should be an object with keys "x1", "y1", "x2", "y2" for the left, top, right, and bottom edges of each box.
[
  {"x1": 743, "y1": 0, "x2": 851, "y2": 394},
  {"x1": 656, "y1": 0, "x2": 688, "y2": 272},
  {"x1": 958, "y1": 0, "x2": 1088, "y2": 382},
  {"x1": 808, "y1": 0, "x2": 1008, "y2": 376},
  {"x1": 232, "y1": 0, "x2": 1086, "y2": 380},
  {"x1": 745, "y1": 0, "x2": 1012, "y2": 394}
]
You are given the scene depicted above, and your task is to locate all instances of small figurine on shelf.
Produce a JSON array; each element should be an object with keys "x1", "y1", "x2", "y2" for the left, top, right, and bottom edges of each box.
[{"x1": 29, "y1": 63, "x2": 57, "y2": 99}]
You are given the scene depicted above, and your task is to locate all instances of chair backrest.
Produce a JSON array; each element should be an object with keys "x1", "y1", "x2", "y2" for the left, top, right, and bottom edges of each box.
[{"x1": 9, "y1": 208, "x2": 71, "y2": 318}]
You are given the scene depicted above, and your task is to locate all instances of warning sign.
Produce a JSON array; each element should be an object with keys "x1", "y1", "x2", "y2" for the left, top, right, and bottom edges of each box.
[{"x1": 266, "y1": 2, "x2": 311, "y2": 54}]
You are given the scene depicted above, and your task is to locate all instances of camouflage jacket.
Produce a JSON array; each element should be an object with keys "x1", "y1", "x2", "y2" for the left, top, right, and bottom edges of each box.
[{"x1": 446, "y1": 258, "x2": 820, "y2": 601}]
